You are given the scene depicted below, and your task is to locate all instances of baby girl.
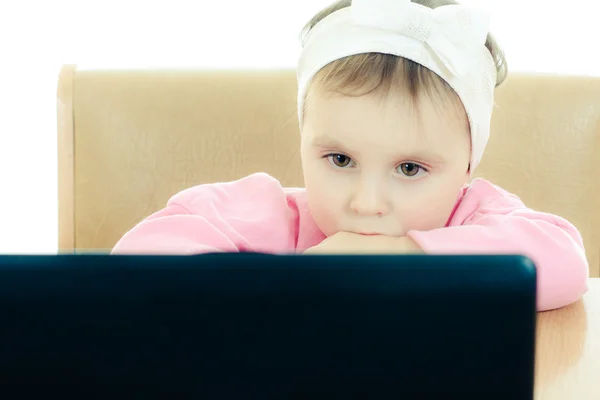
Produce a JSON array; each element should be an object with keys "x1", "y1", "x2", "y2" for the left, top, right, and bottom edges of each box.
[{"x1": 113, "y1": 0, "x2": 589, "y2": 311}]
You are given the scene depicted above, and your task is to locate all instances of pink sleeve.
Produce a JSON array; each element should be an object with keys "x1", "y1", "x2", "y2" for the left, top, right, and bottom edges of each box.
[
  {"x1": 407, "y1": 180, "x2": 589, "y2": 312},
  {"x1": 112, "y1": 173, "x2": 300, "y2": 255}
]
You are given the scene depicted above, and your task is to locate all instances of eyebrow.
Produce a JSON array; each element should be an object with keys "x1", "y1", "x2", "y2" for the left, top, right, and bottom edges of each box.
[
  {"x1": 310, "y1": 135, "x2": 448, "y2": 164},
  {"x1": 310, "y1": 136, "x2": 346, "y2": 149}
]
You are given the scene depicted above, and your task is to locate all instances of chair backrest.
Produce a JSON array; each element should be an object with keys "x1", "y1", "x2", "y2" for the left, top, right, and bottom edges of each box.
[{"x1": 57, "y1": 66, "x2": 600, "y2": 277}]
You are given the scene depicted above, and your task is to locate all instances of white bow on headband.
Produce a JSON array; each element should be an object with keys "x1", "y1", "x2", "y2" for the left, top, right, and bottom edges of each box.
[
  {"x1": 297, "y1": 0, "x2": 498, "y2": 172},
  {"x1": 351, "y1": 0, "x2": 491, "y2": 77}
]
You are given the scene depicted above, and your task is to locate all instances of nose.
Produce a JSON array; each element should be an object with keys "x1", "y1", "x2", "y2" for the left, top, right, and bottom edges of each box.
[{"x1": 350, "y1": 179, "x2": 390, "y2": 217}]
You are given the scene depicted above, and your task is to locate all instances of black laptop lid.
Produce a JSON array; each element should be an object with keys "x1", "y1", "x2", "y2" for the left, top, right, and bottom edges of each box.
[{"x1": 0, "y1": 254, "x2": 536, "y2": 399}]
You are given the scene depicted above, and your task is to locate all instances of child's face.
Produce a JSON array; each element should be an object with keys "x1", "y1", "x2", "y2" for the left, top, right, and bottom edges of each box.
[{"x1": 300, "y1": 87, "x2": 471, "y2": 238}]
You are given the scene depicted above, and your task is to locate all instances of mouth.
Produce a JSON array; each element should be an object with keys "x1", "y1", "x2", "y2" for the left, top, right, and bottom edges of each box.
[{"x1": 357, "y1": 232, "x2": 382, "y2": 236}]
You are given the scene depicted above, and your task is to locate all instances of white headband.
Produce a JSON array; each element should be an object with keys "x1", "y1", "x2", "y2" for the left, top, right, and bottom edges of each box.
[{"x1": 297, "y1": 0, "x2": 497, "y2": 171}]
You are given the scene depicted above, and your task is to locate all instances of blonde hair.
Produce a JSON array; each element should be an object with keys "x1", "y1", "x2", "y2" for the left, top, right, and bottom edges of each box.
[{"x1": 300, "y1": 0, "x2": 508, "y2": 111}]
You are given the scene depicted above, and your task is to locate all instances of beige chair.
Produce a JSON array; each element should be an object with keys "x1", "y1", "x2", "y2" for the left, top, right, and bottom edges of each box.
[{"x1": 57, "y1": 65, "x2": 600, "y2": 277}]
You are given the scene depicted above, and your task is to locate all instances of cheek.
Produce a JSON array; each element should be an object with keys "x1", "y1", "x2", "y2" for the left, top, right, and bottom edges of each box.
[
  {"x1": 393, "y1": 183, "x2": 463, "y2": 232},
  {"x1": 303, "y1": 162, "x2": 344, "y2": 237},
  {"x1": 399, "y1": 199, "x2": 455, "y2": 232}
]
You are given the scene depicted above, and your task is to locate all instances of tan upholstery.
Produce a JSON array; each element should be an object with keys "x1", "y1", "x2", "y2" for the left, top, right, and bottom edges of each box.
[{"x1": 57, "y1": 65, "x2": 600, "y2": 277}]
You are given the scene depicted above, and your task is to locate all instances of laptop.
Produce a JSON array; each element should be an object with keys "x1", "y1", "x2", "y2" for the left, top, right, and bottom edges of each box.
[{"x1": 0, "y1": 254, "x2": 536, "y2": 399}]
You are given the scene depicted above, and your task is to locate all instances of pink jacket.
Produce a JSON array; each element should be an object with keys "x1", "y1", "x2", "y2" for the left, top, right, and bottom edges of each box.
[{"x1": 113, "y1": 173, "x2": 589, "y2": 311}]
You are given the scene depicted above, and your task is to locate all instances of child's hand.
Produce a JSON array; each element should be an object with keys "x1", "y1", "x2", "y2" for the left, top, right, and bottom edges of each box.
[{"x1": 303, "y1": 232, "x2": 423, "y2": 255}]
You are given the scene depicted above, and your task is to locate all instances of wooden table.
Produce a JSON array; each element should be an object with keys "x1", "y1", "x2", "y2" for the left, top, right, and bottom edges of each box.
[{"x1": 535, "y1": 278, "x2": 600, "y2": 399}]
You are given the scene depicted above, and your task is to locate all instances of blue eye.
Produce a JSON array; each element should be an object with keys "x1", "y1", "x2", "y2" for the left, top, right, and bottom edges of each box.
[{"x1": 326, "y1": 154, "x2": 355, "y2": 168}]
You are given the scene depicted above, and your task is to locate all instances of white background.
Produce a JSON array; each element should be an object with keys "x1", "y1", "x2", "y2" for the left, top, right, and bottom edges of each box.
[{"x1": 0, "y1": 0, "x2": 598, "y2": 253}]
